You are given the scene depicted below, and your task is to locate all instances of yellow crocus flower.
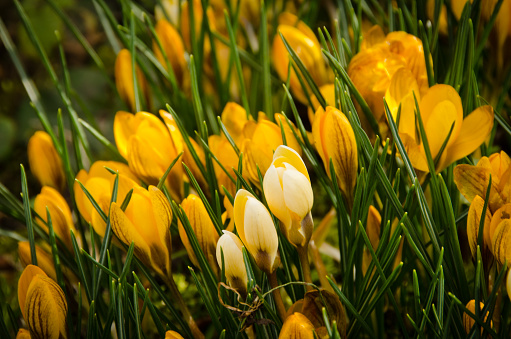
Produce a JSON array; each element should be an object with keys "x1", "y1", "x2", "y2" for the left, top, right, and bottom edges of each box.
[
  {"x1": 463, "y1": 300, "x2": 491, "y2": 334},
  {"x1": 18, "y1": 265, "x2": 67, "y2": 339},
  {"x1": 234, "y1": 189, "x2": 280, "y2": 274},
  {"x1": 242, "y1": 116, "x2": 301, "y2": 184},
  {"x1": 391, "y1": 84, "x2": 494, "y2": 172},
  {"x1": 114, "y1": 49, "x2": 151, "y2": 112},
  {"x1": 263, "y1": 145, "x2": 313, "y2": 249},
  {"x1": 272, "y1": 18, "x2": 327, "y2": 104},
  {"x1": 278, "y1": 312, "x2": 315, "y2": 339},
  {"x1": 209, "y1": 134, "x2": 238, "y2": 196},
  {"x1": 153, "y1": 19, "x2": 186, "y2": 85},
  {"x1": 16, "y1": 329, "x2": 31, "y2": 339},
  {"x1": 18, "y1": 242, "x2": 57, "y2": 282},
  {"x1": 312, "y1": 106, "x2": 358, "y2": 207},
  {"x1": 220, "y1": 102, "x2": 251, "y2": 147},
  {"x1": 216, "y1": 230, "x2": 248, "y2": 296},
  {"x1": 110, "y1": 186, "x2": 173, "y2": 280},
  {"x1": 27, "y1": 131, "x2": 65, "y2": 191},
  {"x1": 113, "y1": 111, "x2": 184, "y2": 200},
  {"x1": 74, "y1": 160, "x2": 139, "y2": 237},
  {"x1": 165, "y1": 330, "x2": 185, "y2": 339},
  {"x1": 178, "y1": 194, "x2": 219, "y2": 275},
  {"x1": 34, "y1": 186, "x2": 75, "y2": 251}
]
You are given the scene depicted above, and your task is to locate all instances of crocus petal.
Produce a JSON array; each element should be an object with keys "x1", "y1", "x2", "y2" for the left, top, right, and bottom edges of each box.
[
  {"x1": 273, "y1": 145, "x2": 309, "y2": 181},
  {"x1": 114, "y1": 111, "x2": 141, "y2": 159},
  {"x1": 263, "y1": 165, "x2": 291, "y2": 227},
  {"x1": 282, "y1": 169, "x2": 313, "y2": 220},
  {"x1": 492, "y1": 219, "x2": 511, "y2": 265},
  {"x1": 216, "y1": 231, "x2": 248, "y2": 294},
  {"x1": 18, "y1": 265, "x2": 47, "y2": 320},
  {"x1": 221, "y1": 102, "x2": 249, "y2": 146},
  {"x1": 25, "y1": 275, "x2": 67, "y2": 339},
  {"x1": 490, "y1": 203, "x2": 511, "y2": 249},
  {"x1": 440, "y1": 105, "x2": 494, "y2": 171},
  {"x1": 467, "y1": 195, "x2": 492, "y2": 257},
  {"x1": 278, "y1": 312, "x2": 315, "y2": 339}
]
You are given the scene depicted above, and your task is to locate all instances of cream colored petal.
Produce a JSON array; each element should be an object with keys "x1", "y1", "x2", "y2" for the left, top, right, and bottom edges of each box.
[
  {"x1": 273, "y1": 145, "x2": 309, "y2": 181},
  {"x1": 282, "y1": 169, "x2": 313, "y2": 220},
  {"x1": 263, "y1": 165, "x2": 290, "y2": 226}
]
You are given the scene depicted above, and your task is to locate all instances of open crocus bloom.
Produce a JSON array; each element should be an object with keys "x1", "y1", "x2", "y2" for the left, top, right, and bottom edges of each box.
[
  {"x1": 263, "y1": 145, "x2": 313, "y2": 248},
  {"x1": 387, "y1": 82, "x2": 494, "y2": 172},
  {"x1": 74, "y1": 161, "x2": 140, "y2": 237},
  {"x1": 114, "y1": 111, "x2": 184, "y2": 200}
]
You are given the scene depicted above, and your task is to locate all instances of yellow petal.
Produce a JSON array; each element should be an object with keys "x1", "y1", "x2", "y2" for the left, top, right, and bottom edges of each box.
[
  {"x1": 367, "y1": 206, "x2": 381, "y2": 250},
  {"x1": 492, "y1": 219, "x2": 511, "y2": 265},
  {"x1": 440, "y1": 105, "x2": 494, "y2": 171},
  {"x1": 18, "y1": 265, "x2": 47, "y2": 320},
  {"x1": 466, "y1": 195, "x2": 492, "y2": 258},
  {"x1": 278, "y1": 312, "x2": 315, "y2": 339},
  {"x1": 153, "y1": 19, "x2": 186, "y2": 84},
  {"x1": 272, "y1": 145, "x2": 309, "y2": 181},
  {"x1": 263, "y1": 164, "x2": 291, "y2": 228},
  {"x1": 490, "y1": 203, "x2": 511, "y2": 249},
  {"x1": 114, "y1": 49, "x2": 150, "y2": 112},
  {"x1": 361, "y1": 25, "x2": 386, "y2": 50},
  {"x1": 221, "y1": 102, "x2": 249, "y2": 146},
  {"x1": 25, "y1": 274, "x2": 67, "y2": 339},
  {"x1": 463, "y1": 300, "x2": 490, "y2": 335},
  {"x1": 27, "y1": 131, "x2": 65, "y2": 191},
  {"x1": 110, "y1": 202, "x2": 154, "y2": 273},
  {"x1": 18, "y1": 243, "x2": 57, "y2": 282},
  {"x1": 114, "y1": 111, "x2": 141, "y2": 159},
  {"x1": 16, "y1": 329, "x2": 31, "y2": 339},
  {"x1": 420, "y1": 84, "x2": 463, "y2": 157},
  {"x1": 165, "y1": 331, "x2": 185, "y2": 339}
]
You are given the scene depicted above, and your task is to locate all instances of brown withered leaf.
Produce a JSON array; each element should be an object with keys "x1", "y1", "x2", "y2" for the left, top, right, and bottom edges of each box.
[{"x1": 301, "y1": 289, "x2": 347, "y2": 338}]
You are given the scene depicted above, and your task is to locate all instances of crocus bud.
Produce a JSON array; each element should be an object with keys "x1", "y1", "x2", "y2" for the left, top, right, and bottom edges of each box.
[
  {"x1": 153, "y1": 19, "x2": 186, "y2": 84},
  {"x1": 114, "y1": 49, "x2": 151, "y2": 112},
  {"x1": 216, "y1": 231, "x2": 248, "y2": 296},
  {"x1": 27, "y1": 131, "x2": 65, "y2": 191},
  {"x1": 209, "y1": 134, "x2": 238, "y2": 196},
  {"x1": 110, "y1": 186, "x2": 173, "y2": 280},
  {"x1": 312, "y1": 106, "x2": 358, "y2": 206},
  {"x1": 278, "y1": 312, "x2": 315, "y2": 339},
  {"x1": 18, "y1": 265, "x2": 67, "y2": 339},
  {"x1": 74, "y1": 161, "x2": 139, "y2": 238},
  {"x1": 272, "y1": 19, "x2": 327, "y2": 104},
  {"x1": 34, "y1": 186, "x2": 75, "y2": 251},
  {"x1": 114, "y1": 111, "x2": 184, "y2": 200},
  {"x1": 179, "y1": 194, "x2": 219, "y2": 275},
  {"x1": 263, "y1": 145, "x2": 313, "y2": 248},
  {"x1": 234, "y1": 189, "x2": 280, "y2": 274},
  {"x1": 165, "y1": 330, "x2": 185, "y2": 339},
  {"x1": 463, "y1": 300, "x2": 491, "y2": 334},
  {"x1": 18, "y1": 242, "x2": 57, "y2": 282}
]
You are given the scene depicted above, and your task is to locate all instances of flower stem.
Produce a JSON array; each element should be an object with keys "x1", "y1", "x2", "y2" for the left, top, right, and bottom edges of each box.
[
  {"x1": 267, "y1": 271, "x2": 287, "y2": 321},
  {"x1": 297, "y1": 246, "x2": 313, "y2": 291},
  {"x1": 166, "y1": 276, "x2": 204, "y2": 339}
]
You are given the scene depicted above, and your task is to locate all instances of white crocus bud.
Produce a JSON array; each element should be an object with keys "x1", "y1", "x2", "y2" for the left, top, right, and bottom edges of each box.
[
  {"x1": 263, "y1": 145, "x2": 314, "y2": 248},
  {"x1": 233, "y1": 189, "x2": 280, "y2": 274},
  {"x1": 216, "y1": 231, "x2": 248, "y2": 296}
]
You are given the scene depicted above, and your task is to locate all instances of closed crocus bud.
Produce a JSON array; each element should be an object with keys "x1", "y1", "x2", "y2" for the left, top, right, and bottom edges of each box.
[
  {"x1": 34, "y1": 186, "x2": 75, "y2": 251},
  {"x1": 27, "y1": 131, "x2": 65, "y2": 191},
  {"x1": 114, "y1": 111, "x2": 184, "y2": 200},
  {"x1": 272, "y1": 21, "x2": 327, "y2": 104},
  {"x1": 278, "y1": 312, "x2": 315, "y2": 339},
  {"x1": 18, "y1": 265, "x2": 67, "y2": 339},
  {"x1": 153, "y1": 19, "x2": 186, "y2": 84},
  {"x1": 234, "y1": 189, "x2": 280, "y2": 274},
  {"x1": 74, "y1": 161, "x2": 139, "y2": 238},
  {"x1": 18, "y1": 242, "x2": 57, "y2": 282},
  {"x1": 179, "y1": 194, "x2": 219, "y2": 275},
  {"x1": 115, "y1": 49, "x2": 151, "y2": 112},
  {"x1": 110, "y1": 186, "x2": 173, "y2": 280},
  {"x1": 165, "y1": 330, "x2": 185, "y2": 339},
  {"x1": 463, "y1": 300, "x2": 491, "y2": 334},
  {"x1": 313, "y1": 106, "x2": 358, "y2": 207},
  {"x1": 216, "y1": 231, "x2": 248, "y2": 296},
  {"x1": 263, "y1": 145, "x2": 313, "y2": 248},
  {"x1": 221, "y1": 102, "x2": 250, "y2": 147}
]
